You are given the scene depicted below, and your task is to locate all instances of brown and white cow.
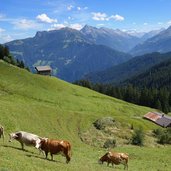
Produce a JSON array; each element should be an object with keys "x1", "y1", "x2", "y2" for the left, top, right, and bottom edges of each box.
[
  {"x1": 99, "y1": 151, "x2": 129, "y2": 170},
  {"x1": 35, "y1": 138, "x2": 71, "y2": 163},
  {"x1": 0, "y1": 125, "x2": 5, "y2": 142}
]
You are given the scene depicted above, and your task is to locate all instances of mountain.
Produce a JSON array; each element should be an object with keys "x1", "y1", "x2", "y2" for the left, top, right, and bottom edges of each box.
[
  {"x1": 5, "y1": 27, "x2": 132, "y2": 82},
  {"x1": 85, "y1": 52, "x2": 171, "y2": 84},
  {"x1": 80, "y1": 25, "x2": 141, "y2": 52},
  {"x1": 125, "y1": 29, "x2": 164, "y2": 40},
  {"x1": 125, "y1": 30, "x2": 146, "y2": 38},
  {"x1": 130, "y1": 26, "x2": 171, "y2": 56},
  {"x1": 123, "y1": 57, "x2": 171, "y2": 89},
  {"x1": 140, "y1": 28, "x2": 164, "y2": 41}
]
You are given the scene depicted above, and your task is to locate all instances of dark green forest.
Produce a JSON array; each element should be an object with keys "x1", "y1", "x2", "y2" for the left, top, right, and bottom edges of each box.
[
  {"x1": 0, "y1": 44, "x2": 29, "y2": 70},
  {"x1": 74, "y1": 80, "x2": 171, "y2": 114}
]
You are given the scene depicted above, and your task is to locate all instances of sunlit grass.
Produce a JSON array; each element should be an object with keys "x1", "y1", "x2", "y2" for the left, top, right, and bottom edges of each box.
[{"x1": 0, "y1": 60, "x2": 170, "y2": 171}]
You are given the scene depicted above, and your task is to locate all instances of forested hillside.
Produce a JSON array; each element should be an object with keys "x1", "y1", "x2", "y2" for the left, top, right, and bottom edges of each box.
[{"x1": 85, "y1": 52, "x2": 171, "y2": 84}]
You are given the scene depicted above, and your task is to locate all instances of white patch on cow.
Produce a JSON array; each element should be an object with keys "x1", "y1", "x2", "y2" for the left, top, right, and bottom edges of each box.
[
  {"x1": 42, "y1": 137, "x2": 48, "y2": 142},
  {"x1": 60, "y1": 140, "x2": 64, "y2": 145},
  {"x1": 35, "y1": 139, "x2": 41, "y2": 149}
]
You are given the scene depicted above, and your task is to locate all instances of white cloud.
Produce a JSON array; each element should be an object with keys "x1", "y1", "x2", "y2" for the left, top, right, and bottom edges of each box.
[
  {"x1": 36, "y1": 14, "x2": 57, "y2": 23},
  {"x1": 13, "y1": 19, "x2": 41, "y2": 30},
  {"x1": 167, "y1": 20, "x2": 171, "y2": 25},
  {"x1": 0, "y1": 28, "x2": 5, "y2": 33},
  {"x1": 77, "y1": 7, "x2": 81, "y2": 11},
  {"x1": 109, "y1": 14, "x2": 124, "y2": 21},
  {"x1": 67, "y1": 5, "x2": 74, "y2": 11},
  {"x1": 84, "y1": 7, "x2": 88, "y2": 10},
  {"x1": 92, "y1": 12, "x2": 108, "y2": 21},
  {"x1": 50, "y1": 24, "x2": 66, "y2": 30},
  {"x1": 49, "y1": 23, "x2": 83, "y2": 31},
  {"x1": 70, "y1": 23, "x2": 83, "y2": 30},
  {"x1": 0, "y1": 14, "x2": 5, "y2": 20},
  {"x1": 0, "y1": 29, "x2": 13, "y2": 43},
  {"x1": 143, "y1": 22, "x2": 148, "y2": 25},
  {"x1": 97, "y1": 23, "x2": 105, "y2": 27},
  {"x1": 92, "y1": 12, "x2": 124, "y2": 21}
]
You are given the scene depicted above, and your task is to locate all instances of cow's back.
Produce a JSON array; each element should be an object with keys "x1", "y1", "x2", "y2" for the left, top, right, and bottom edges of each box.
[
  {"x1": 18, "y1": 131, "x2": 40, "y2": 145},
  {"x1": 44, "y1": 139, "x2": 71, "y2": 156}
]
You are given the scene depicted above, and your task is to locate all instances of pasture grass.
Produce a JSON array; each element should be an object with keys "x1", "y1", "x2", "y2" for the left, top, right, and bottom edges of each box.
[{"x1": 0, "y1": 60, "x2": 171, "y2": 171}]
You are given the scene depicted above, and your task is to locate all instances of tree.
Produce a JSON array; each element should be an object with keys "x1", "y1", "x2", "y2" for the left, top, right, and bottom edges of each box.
[
  {"x1": 0, "y1": 44, "x2": 5, "y2": 59},
  {"x1": 4, "y1": 45, "x2": 9, "y2": 57}
]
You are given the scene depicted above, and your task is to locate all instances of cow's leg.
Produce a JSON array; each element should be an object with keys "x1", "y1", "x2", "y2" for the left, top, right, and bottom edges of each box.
[
  {"x1": 39, "y1": 149, "x2": 45, "y2": 155},
  {"x1": 20, "y1": 142, "x2": 24, "y2": 150},
  {"x1": 62, "y1": 149, "x2": 70, "y2": 163},
  {"x1": 45, "y1": 151, "x2": 48, "y2": 159},
  {"x1": 50, "y1": 153, "x2": 53, "y2": 161},
  {"x1": 2, "y1": 133, "x2": 5, "y2": 142}
]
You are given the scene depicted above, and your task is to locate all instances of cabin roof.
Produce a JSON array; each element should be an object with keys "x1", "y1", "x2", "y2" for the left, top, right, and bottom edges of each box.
[
  {"x1": 35, "y1": 66, "x2": 52, "y2": 72},
  {"x1": 143, "y1": 112, "x2": 171, "y2": 127}
]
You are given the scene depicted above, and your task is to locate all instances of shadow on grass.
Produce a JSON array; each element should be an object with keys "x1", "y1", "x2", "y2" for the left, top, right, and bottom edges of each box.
[
  {"x1": 2, "y1": 144, "x2": 37, "y2": 154},
  {"x1": 25, "y1": 154, "x2": 63, "y2": 164}
]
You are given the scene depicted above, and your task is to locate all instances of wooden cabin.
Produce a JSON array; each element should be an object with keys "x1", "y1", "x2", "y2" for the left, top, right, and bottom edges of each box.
[
  {"x1": 35, "y1": 66, "x2": 52, "y2": 76},
  {"x1": 143, "y1": 112, "x2": 171, "y2": 128}
]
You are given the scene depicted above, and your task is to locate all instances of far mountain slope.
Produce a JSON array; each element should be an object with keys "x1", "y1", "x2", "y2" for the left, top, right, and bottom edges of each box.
[
  {"x1": 130, "y1": 26, "x2": 171, "y2": 56},
  {"x1": 81, "y1": 25, "x2": 141, "y2": 52},
  {"x1": 123, "y1": 57, "x2": 171, "y2": 89},
  {"x1": 85, "y1": 52, "x2": 171, "y2": 84}
]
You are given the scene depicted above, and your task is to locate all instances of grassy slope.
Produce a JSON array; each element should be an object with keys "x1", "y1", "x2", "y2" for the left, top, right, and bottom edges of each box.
[{"x1": 0, "y1": 60, "x2": 170, "y2": 171}]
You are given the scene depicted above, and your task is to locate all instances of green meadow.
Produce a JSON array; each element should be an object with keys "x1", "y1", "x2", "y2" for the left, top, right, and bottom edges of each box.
[{"x1": 0, "y1": 60, "x2": 170, "y2": 171}]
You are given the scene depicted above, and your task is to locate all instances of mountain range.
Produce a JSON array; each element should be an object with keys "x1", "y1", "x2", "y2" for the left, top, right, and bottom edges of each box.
[
  {"x1": 130, "y1": 26, "x2": 171, "y2": 56},
  {"x1": 5, "y1": 27, "x2": 132, "y2": 82},
  {"x1": 80, "y1": 25, "x2": 141, "y2": 52},
  {"x1": 4, "y1": 24, "x2": 171, "y2": 82}
]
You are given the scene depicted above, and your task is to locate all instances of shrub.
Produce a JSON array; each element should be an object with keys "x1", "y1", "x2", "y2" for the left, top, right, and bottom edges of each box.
[
  {"x1": 153, "y1": 128, "x2": 171, "y2": 144},
  {"x1": 103, "y1": 139, "x2": 116, "y2": 148},
  {"x1": 131, "y1": 128, "x2": 144, "y2": 146},
  {"x1": 93, "y1": 117, "x2": 115, "y2": 130}
]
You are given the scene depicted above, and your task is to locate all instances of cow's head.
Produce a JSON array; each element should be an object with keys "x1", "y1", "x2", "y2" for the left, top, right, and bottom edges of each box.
[
  {"x1": 8, "y1": 133, "x2": 18, "y2": 142},
  {"x1": 98, "y1": 152, "x2": 110, "y2": 164}
]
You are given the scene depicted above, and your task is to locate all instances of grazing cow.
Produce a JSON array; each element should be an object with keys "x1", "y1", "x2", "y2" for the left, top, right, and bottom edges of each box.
[
  {"x1": 99, "y1": 151, "x2": 129, "y2": 170},
  {"x1": 35, "y1": 138, "x2": 71, "y2": 163},
  {"x1": 9, "y1": 131, "x2": 42, "y2": 152},
  {"x1": 0, "y1": 125, "x2": 5, "y2": 142}
]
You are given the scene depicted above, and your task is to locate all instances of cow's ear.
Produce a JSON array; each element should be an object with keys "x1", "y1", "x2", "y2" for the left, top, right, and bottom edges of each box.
[{"x1": 14, "y1": 134, "x2": 19, "y2": 138}]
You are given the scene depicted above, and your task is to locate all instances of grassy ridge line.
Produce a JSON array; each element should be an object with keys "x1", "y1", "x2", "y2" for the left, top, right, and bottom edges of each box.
[{"x1": 1, "y1": 60, "x2": 169, "y2": 171}]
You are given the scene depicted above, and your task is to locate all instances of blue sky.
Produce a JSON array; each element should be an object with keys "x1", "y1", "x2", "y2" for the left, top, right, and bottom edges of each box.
[{"x1": 0, "y1": 0, "x2": 171, "y2": 43}]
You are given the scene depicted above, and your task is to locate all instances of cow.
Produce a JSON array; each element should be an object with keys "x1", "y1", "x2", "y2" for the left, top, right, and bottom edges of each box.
[
  {"x1": 99, "y1": 151, "x2": 129, "y2": 170},
  {"x1": 35, "y1": 138, "x2": 71, "y2": 163},
  {"x1": 8, "y1": 131, "x2": 43, "y2": 153},
  {"x1": 0, "y1": 125, "x2": 5, "y2": 142}
]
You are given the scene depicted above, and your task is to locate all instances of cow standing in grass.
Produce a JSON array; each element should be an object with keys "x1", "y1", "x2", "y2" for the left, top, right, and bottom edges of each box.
[
  {"x1": 35, "y1": 138, "x2": 71, "y2": 163},
  {"x1": 8, "y1": 131, "x2": 43, "y2": 154},
  {"x1": 0, "y1": 125, "x2": 5, "y2": 142},
  {"x1": 99, "y1": 151, "x2": 129, "y2": 170}
]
